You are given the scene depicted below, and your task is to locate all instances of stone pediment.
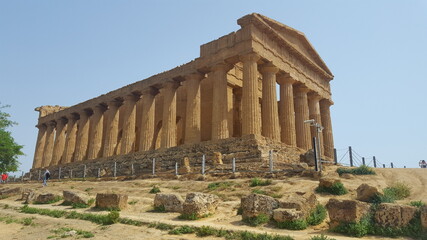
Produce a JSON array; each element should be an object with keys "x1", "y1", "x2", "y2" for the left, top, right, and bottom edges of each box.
[{"x1": 238, "y1": 13, "x2": 333, "y2": 78}]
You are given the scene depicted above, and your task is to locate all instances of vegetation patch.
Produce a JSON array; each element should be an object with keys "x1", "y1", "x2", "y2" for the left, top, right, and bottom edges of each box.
[
  {"x1": 48, "y1": 227, "x2": 94, "y2": 239},
  {"x1": 242, "y1": 213, "x2": 270, "y2": 226},
  {"x1": 152, "y1": 205, "x2": 166, "y2": 212},
  {"x1": 409, "y1": 201, "x2": 425, "y2": 208},
  {"x1": 372, "y1": 182, "x2": 411, "y2": 204},
  {"x1": 128, "y1": 200, "x2": 138, "y2": 205},
  {"x1": 207, "y1": 181, "x2": 234, "y2": 191},
  {"x1": 178, "y1": 212, "x2": 212, "y2": 220},
  {"x1": 309, "y1": 234, "x2": 337, "y2": 240},
  {"x1": 149, "y1": 186, "x2": 161, "y2": 194},
  {"x1": 336, "y1": 165, "x2": 376, "y2": 176},
  {"x1": 118, "y1": 217, "x2": 144, "y2": 226},
  {"x1": 34, "y1": 196, "x2": 63, "y2": 204},
  {"x1": 276, "y1": 219, "x2": 307, "y2": 230},
  {"x1": 148, "y1": 222, "x2": 174, "y2": 230},
  {"x1": 307, "y1": 204, "x2": 327, "y2": 226},
  {"x1": 250, "y1": 178, "x2": 272, "y2": 187},
  {"x1": 251, "y1": 189, "x2": 267, "y2": 195},
  {"x1": 0, "y1": 215, "x2": 35, "y2": 226},
  {"x1": 315, "y1": 182, "x2": 348, "y2": 195},
  {"x1": 168, "y1": 225, "x2": 196, "y2": 235}
]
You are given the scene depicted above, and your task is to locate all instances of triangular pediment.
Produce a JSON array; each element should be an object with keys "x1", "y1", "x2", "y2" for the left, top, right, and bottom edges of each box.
[{"x1": 238, "y1": 13, "x2": 333, "y2": 77}]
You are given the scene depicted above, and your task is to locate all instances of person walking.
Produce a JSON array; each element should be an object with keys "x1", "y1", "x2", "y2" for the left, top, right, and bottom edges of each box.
[
  {"x1": 1, "y1": 173, "x2": 7, "y2": 184},
  {"x1": 420, "y1": 160, "x2": 427, "y2": 169},
  {"x1": 42, "y1": 169, "x2": 50, "y2": 186}
]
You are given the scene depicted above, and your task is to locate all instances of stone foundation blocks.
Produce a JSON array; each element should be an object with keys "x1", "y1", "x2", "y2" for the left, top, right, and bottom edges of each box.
[
  {"x1": 326, "y1": 198, "x2": 370, "y2": 227},
  {"x1": 181, "y1": 192, "x2": 220, "y2": 218},
  {"x1": 154, "y1": 193, "x2": 184, "y2": 212},
  {"x1": 240, "y1": 193, "x2": 279, "y2": 219},
  {"x1": 95, "y1": 193, "x2": 128, "y2": 210}
]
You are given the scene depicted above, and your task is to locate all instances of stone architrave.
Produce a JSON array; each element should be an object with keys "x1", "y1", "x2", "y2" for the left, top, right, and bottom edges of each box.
[
  {"x1": 139, "y1": 87, "x2": 158, "y2": 151},
  {"x1": 62, "y1": 114, "x2": 78, "y2": 164},
  {"x1": 74, "y1": 110, "x2": 91, "y2": 162},
  {"x1": 184, "y1": 73, "x2": 204, "y2": 144},
  {"x1": 41, "y1": 121, "x2": 55, "y2": 167},
  {"x1": 120, "y1": 94, "x2": 139, "y2": 154},
  {"x1": 33, "y1": 124, "x2": 47, "y2": 169},
  {"x1": 277, "y1": 75, "x2": 296, "y2": 146},
  {"x1": 161, "y1": 81, "x2": 179, "y2": 148},
  {"x1": 241, "y1": 53, "x2": 261, "y2": 136},
  {"x1": 294, "y1": 86, "x2": 311, "y2": 150},
  {"x1": 87, "y1": 105, "x2": 105, "y2": 160},
  {"x1": 51, "y1": 118, "x2": 67, "y2": 166},
  {"x1": 320, "y1": 99, "x2": 334, "y2": 158},
  {"x1": 260, "y1": 63, "x2": 280, "y2": 141},
  {"x1": 103, "y1": 100, "x2": 121, "y2": 157},
  {"x1": 211, "y1": 63, "x2": 232, "y2": 140}
]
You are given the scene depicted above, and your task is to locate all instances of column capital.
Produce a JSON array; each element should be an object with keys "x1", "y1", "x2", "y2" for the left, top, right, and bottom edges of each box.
[
  {"x1": 56, "y1": 117, "x2": 68, "y2": 125},
  {"x1": 294, "y1": 85, "x2": 311, "y2": 93},
  {"x1": 185, "y1": 72, "x2": 205, "y2": 81},
  {"x1": 161, "y1": 80, "x2": 180, "y2": 91},
  {"x1": 320, "y1": 99, "x2": 334, "y2": 107},
  {"x1": 107, "y1": 99, "x2": 122, "y2": 109},
  {"x1": 36, "y1": 123, "x2": 47, "y2": 129},
  {"x1": 259, "y1": 62, "x2": 279, "y2": 74},
  {"x1": 277, "y1": 73, "x2": 297, "y2": 85},
  {"x1": 123, "y1": 94, "x2": 140, "y2": 102},
  {"x1": 240, "y1": 52, "x2": 260, "y2": 63},
  {"x1": 92, "y1": 104, "x2": 106, "y2": 114},
  {"x1": 211, "y1": 62, "x2": 233, "y2": 72},
  {"x1": 47, "y1": 120, "x2": 56, "y2": 127},
  {"x1": 308, "y1": 92, "x2": 322, "y2": 102}
]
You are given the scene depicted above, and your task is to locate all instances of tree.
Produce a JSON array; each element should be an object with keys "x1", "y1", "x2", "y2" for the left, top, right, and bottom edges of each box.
[{"x1": 0, "y1": 104, "x2": 23, "y2": 173}]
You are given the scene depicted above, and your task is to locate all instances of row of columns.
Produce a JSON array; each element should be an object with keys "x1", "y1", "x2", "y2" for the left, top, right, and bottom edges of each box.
[{"x1": 33, "y1": 52, "x2": 334, "y2": 169}]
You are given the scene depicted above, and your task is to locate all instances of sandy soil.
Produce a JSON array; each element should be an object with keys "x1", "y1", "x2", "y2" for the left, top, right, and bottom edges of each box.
[{"x1": 0, "y1": 166, "x2": 425, "y2": 240}]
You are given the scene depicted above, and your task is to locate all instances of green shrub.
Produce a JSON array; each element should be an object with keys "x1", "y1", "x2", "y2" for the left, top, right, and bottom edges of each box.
[
  {"x1": 34, "y1": 196, "x2": 63, "y2": 204},
  {"x1": 250, "y1": 178, "x2": 272, "y2": 187},
  {"x1": 372, "y1": 182, "x2": 411, "y2": 204},
  {"x1": 196, "y1": 226, "x2": 217, "y2": 237},
  {"x1": 118, "y1": 218, "x2": 143, "y2": 226},
  {"x1": 315, "y1": 182, "x2": 348, "y2": 195},
  {"x1": 307, "y1": 204, "x2": 327, "y2": 226},
  {"x1": 309, "y1": 234, "x2": 336, "y2": 240},
  {"x1": 252, "y1": 189, "x2": 267, "y2": 195},
  {"x1": 207, "y1": 181, "x2": 233, "y2": 191},
  {"x1": 242, "y1": 214, "x2": 270, "y2": 226},
  {"x1": 276, "y1": 219, "x2": 307, "y2": 230},
  {"x1": 22, "y1": 217, "x2": 34, "y2": 226},
  {"x1": 149, "y1": 186, "x2": 161, "y2": 194},
  {"x1": 409, "y1": 201, "x2": 425, "y2": 208},
  {"x1": 332, "y1": 216, "x2": 371, "y2": 237},
  {"x1": 152, "y1": 205, "x2": 166, "y2": 212},
  {"x1": 168, "y1": 225, "x2": 196, "y2": 235},
  {"x1": 336, "y1": 165, "x2": 376, "y2": 176}
]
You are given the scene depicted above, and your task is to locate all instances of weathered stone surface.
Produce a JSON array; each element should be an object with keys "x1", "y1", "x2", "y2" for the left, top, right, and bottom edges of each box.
[
  {"x1": 20, "y1": 189, "x2": 33, "y2": 200},
  {"x1": 35, "y1": 193, "x2": 60, "y2": 204},
  {"x1": 95, "y1": 193, "x2": 128, "y2": 210},
  {"x1": 154, "y1": 193, "x2": 184, "y2": 212},
  {"x1": 319, "y1": 177, "x2": 340, "y2": 188},
  {"x1": 179, "y1": 157, "x2": 192, "y2": 174},
  {"x1": 356, "y1": 184, "x2": 379, "y2": 202},
  {"x1": 23, "y1": 191, "x2": 37, "y2": 204},
  {"x1": 300, "y1": 149, "x2": 315, "y2": 166},
  {"x1": 241, "y1": 193, "x2": 279, "y2": 219},
  {"x1": 212, "y1": 152, "x2": 223, "y2": 165},
  {"x1": 279, "y1": 191, "x2": 318, "y2": 217},
  {"x1": 273, "y1": 208, "x2": 305, "y2": 222},
  {"x1": 326, "y1": 198, "x2": 370, "y2": 227},
  {"x1": 182, "y1": 192, "x2": 220, "y2": 217},
  {"x1": 421, "y1": 205, "x2": 427, "y2": 229},
  {"x1": 63, "y1": 190, "x2": 91, "y2": 205},
  {"x1": 374, "y1": 203, "x2": 417, "y2": 227},
  {"x1": 0, "y1": 187, "x2": 22, "y2": 197},
  {"x1": 340, "y1": 173, "x2": 354, "y2": 179}
]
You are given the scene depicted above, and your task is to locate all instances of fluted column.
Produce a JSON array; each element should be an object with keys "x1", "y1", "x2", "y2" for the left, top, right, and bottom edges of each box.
[
  {"x1": 41, "y1": 121, "x2": 55, "y2": 167},
  {"x1": 185, "y1": 73, "x2": 204, "y2": 144},
  {"x1": 120, "y1": 94, "x2": 139, "y2": 154},
  {"x1": 241, "y1": 53, "x2": 261, "y2": 136},
  {"x1": 139, "y1": 87, "x2": 158, "y2": 151},
  {"x1": 51, "y1": 118, "x2": 67, "y2": 166},
  {"x1": 320, "y1": 99, "x2": 334, "y2": 158},
  {"x1": 74, "y1": 110, "x2": 90, "y2": 162},
  {"x1": 308, "y1": 93, "x2": 324, "y2": 154},
  {"x1": 62, "y1": 114, "x2": 78, "y2": 164},
  {"x1": 211, "y1": 63, "x2": 232, "y2": 140},
  {"x1": 33, "y1": 124, "x2": 47, "y2": 169},
  {"x1": 260, "y1": 63, "x2": 280, "y2": 141},
  {"x1": 103, "y1": 100, "x2": 121, "y2": 157},
  {"x1": 294, "y1": 86, "x2": 311, "y2": 150},
  {"x1": 278, "y1": 75, "x2": 297, "y2": 146},
  {"x1": 87, "y1": 105, "x2": 105, "y2": 160},
  {"x1": 161, "y1": 81, "x2": 179, "y2": 148}
]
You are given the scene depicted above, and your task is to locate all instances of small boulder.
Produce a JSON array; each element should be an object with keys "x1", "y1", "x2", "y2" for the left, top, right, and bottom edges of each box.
[
  {"x1": 374, "y1": 203, "x2": 417, "y2": 227},
  {"x1": 319, "y1": 178, "x2": 341, "y2": 188},
  {"x1": 273, "y1": 208, "x2": 305, "y2": 222},
  {"x1": 95, "y1": 193, "x2": 128, "y2": 210},
  {"x1": 181, "y1": 192, "x2": 220, "y2": 218},
  {"x1": 35, "y1": 193, "x2": 61, "y2": 204},
  {"x1": 356, "y1": 184, "x2": 379, "y2": 202},
  {"x1": 421, "y1": 205, "x2": 427, "y2": 229},
  {"x1": 326, "y1": 198, "x2": 370, "y2": 227},
  {"x1": 340, "y1": 173, "x2": 354, "y2": 179},
  {"x1": 179, "y1": 157, "x2": 192, "y2": 174},
  {"x1": 154, "y1": 193, "x2": 184, "y2": 212},
  {"x1": 279, "y1": 192, "x2": 318, "y2": 217},
  {"x1": 241, "y1": 194, "x2": 279, "y2": 219},
  {"x1": 63, "y1": 190, "x2": 91, "y2": 205},
  {"x1": 0, "y1": 187, "x2": 22, "y2": 197},
  {"x1": 23, "y1": 191, "x2": 37, "y2": 204},
  {"x1": 20, "y1": 189, "x2": 33, "y2": 200},
  {"x1": 212, "y1": 152, "x2": 223, "y2": 165}
]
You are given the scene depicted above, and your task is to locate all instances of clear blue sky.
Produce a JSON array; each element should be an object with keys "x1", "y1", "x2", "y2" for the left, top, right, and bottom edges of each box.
[{"x1": 1, "y1": 1, "x2": 427, "y2": 174}]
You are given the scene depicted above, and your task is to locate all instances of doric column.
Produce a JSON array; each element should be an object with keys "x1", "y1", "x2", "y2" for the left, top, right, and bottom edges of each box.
[
  {"x1": 62, "y1": 114, "x2": 78, "y2": 164},
  {"x1": 87, "y1": 105, "x2": 105, "y2": 160},
  {"x1": 294, "y1": 86, "x2": 311, "y2": 150},
  {"x1": 139, "y1": 87, "x2": 158, "y2": 151},
  {"x1": 320, "y1": 99, "x2": 334, "y2": 159},
  {"x1": 277, "y1": 75, "x2": 296, "y2": 146},
  {"x1": 161, "y1": 81, "x2": 179, "y2": 148},
  {"x1": 74, "y1": 110, "x2": 91, "y2": 162},
  {"x1": 240, "y1": 53, "x2": 261, "y2": 136},
  {"x1": 211, "y1": 63, "x2": 232, "y2": 140},
  {"x1": 103, "y1": 100, "x2": 121, "y2": 157},
  {"x1": 308, "y1": 92, "x2": 324, "y2": 153},
  {"x1": 41, "y1": 121, "x2": 55, "y2": 167},
  {"x1": 33, "y1": 124, "x2": 47, "y2": 169},
  {"x1": 184, "y1": 73, "x2": 204, "y2": 144},
  {"x1": 260, "y1": 63, "x2": 280, "y2": 141},
  {"x1": 51, "y1": 118, "x2": 67, "y2": 166},
  {"x1": 120, "y1": 94, "x2": 139, "y2": 154}
]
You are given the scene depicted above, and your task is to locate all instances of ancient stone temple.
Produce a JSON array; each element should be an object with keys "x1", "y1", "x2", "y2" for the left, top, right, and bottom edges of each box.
[{"x1": 31, "y1": 13, "x2": 335, "y2": 175}]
